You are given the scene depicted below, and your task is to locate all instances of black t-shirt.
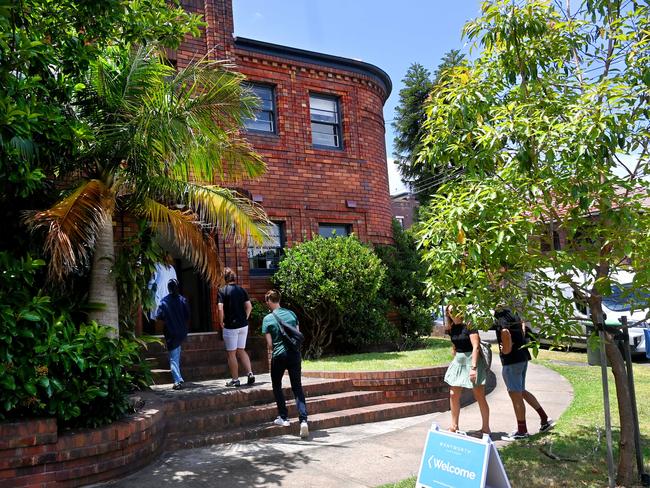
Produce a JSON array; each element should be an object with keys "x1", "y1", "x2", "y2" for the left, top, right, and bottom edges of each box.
[
  {"x1": 494, "y1": 308, "x2": 531, "y2": 365},
  {"x1": 218, "y1": 284, "x2": 250, "y2": 329},
  {"x1": 448, "y1": 323, "x2": 477, "y2": 353}
]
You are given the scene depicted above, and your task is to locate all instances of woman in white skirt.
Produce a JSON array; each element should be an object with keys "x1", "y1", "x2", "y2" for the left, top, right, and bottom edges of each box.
[{"x1": 443, "y1": 305, "x2": 491, "y2": 435}]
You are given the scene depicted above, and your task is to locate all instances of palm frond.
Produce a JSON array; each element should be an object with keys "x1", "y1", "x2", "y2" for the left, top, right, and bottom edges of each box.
[
  {"x1": 131, "y1": 177, "x2": 270, "y2": 246},
  {"x1": 140, "y1": 199, "x2": 223, "y2": 285},
  {"x1": 131, "y1": 53, "x2": 266, "y2": 182},
  {"x1": 24, "y1": 179, "x2": 114, "y2": 282}
]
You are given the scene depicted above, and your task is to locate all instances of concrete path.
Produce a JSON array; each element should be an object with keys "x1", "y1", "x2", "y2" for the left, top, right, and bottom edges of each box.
[{"x1": 104, "y1": 354, "x2": 573, "y2": 487}]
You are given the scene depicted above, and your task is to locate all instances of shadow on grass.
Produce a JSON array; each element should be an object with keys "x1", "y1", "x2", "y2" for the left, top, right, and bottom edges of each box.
[{"x1": 501, "y1": 424, "x2": 650, "y2": 487}]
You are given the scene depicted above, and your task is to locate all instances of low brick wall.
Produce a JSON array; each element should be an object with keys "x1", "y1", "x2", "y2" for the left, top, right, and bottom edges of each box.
[
  {"x1": 303, "y1": 366, "x2": 450, "y2": 402},
  {"x1": 0, "y1": 407, "x2": 166, "y2": 488},
  {"x1": 0, "y1": 365, "x2": 462, "y2": 487}
]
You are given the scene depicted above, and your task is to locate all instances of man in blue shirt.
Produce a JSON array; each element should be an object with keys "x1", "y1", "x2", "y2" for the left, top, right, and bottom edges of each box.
[
  {"x1": 156, "y1": 279, "x2": 190, "y2": 390},
  {"x1": 262, "y1": 289, "x2": 309, "y2": 438}
]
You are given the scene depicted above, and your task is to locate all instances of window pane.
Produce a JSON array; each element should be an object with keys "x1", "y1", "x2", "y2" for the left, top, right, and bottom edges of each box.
[
  {"x1": 244, "y1": 84, "x2": 275, "y2": 133},
  {"x1": 319, "y1": 224, "x2": 349, "y2": 238},
  {"x1": 310, "y1": 96, "x2": 337, "y2": 112},
  {"x1": 248, "y1": 222, "x2": 284, "y2": 270},
  {"x1": 311, "y1": 108, "x2": 338, "y2": 124},
  {"x1": 312, "y1": 131, "x2": 337, "y2": 147},
  {"x1": 244, "y1": 115, "x2": 273, "y2": 132}
]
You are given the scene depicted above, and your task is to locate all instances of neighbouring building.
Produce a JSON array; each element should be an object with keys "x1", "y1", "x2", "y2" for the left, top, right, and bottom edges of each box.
[
  {"x1": 138, "y1": 0, "x2": 394, "y2": 332},
  {"x1": 390, "y1": 191, "x2": 419, "y2": 229}
]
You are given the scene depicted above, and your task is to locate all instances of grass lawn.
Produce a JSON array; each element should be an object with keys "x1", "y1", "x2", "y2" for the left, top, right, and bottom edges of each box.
[
  {"x1": 302, "y1": 337, "x2": 453, "y2": 371},
  {"x1": 377, "y1": 348, "x2": 650, "y2": 488}
]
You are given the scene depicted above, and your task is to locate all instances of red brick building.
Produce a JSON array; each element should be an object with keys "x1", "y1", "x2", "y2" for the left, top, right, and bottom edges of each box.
[
  {"x1": 150, "y1": 0, "x2": 393, "y2": 331},
  {"x1": 390, "y1": 191, "x2": 419, "y2": 229}
]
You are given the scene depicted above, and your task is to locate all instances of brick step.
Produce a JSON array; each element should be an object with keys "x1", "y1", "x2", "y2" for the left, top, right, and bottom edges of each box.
[
  {"x1": 151, "y1": 360, "x2": 269, "y2": 385},
  {"x1": 167, "y1": 399, "x2": 446, "y2": 450},
  {"x1": 146, "y1": 333, "x2": 266, "y2": 354},
  {"x1": 145, "y1": 349, "x2": 266, "y2": 368},
  {"x1": 155, "y1": 378, "x2": 357, "y2": 415},
  {"x1": 167, "y1": 390, "x2": 387, "y2": 434}
]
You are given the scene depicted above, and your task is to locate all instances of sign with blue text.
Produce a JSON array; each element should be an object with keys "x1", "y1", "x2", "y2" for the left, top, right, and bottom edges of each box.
[{"x1": 416, "y1": 423, "x2": 510, "y2": 488}]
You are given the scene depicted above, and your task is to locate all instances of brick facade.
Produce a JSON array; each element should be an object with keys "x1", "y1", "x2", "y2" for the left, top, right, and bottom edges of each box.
[
  {"x1": 137, "y1": 0, "x2": 394, "y2": 329},
  {"x1": 390, "y1": 191, "x2": 419, "y2": 229}
]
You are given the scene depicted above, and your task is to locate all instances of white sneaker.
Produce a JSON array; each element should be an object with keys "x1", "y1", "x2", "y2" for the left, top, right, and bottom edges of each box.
[
  {"x1": 300, "y1": 421, "x2": 309, "y2": 438},
  {"x1": 273, "y1": 416, "x2": 290, "y2": 427}
]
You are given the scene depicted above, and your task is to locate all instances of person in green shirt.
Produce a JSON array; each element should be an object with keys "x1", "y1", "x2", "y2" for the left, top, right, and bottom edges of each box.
[{"x1": 261, "y1": 289, "x2": 309, "y2": 438}]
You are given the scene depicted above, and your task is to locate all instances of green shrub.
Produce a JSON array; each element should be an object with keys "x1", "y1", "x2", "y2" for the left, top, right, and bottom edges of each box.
[
  {"x1": 248, "y1": 298, "x2": 269, "y2": 332},
  {"x1": 375, "y1": 220, "x2": 432, "y2": 349},
  {"x1": 272, "y1": 235, "x2": 388, "y2": 358},
  {"x1": 0, "y1": 252, "x2": 152, "y2": 428}
]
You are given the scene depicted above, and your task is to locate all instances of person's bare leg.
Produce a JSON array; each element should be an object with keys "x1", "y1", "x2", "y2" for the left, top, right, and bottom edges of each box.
[
  {"x1": 227, "y1": 350, "x2": 239, "y2": 380},
  {"x1": 523, "y1": 390, "x2": 541, "y2": 409},
  {"x1": 523, "y1": 390, "x2": 549, "y2": 423},
  {"x1": 236, "y1": 348, "x2": 252, "y2": 375},
  {"x1": 472, "y1": 385, "x2": 491, "y2": 433},
  {"x1": 449, "y1": 386, "x2": 462, "y2": 432}
]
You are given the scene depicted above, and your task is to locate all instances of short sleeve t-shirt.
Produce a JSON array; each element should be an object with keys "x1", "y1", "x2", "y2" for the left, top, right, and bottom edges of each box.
[
  {"x1": 262, "y1": 308, "x2": 298, "y2": 357},
  {"x1": 218, "y1": 284, "x2": 250, "y2": 329},
  {"x1": 448, "y1": 323, "x2": 478, "y2": 353}
]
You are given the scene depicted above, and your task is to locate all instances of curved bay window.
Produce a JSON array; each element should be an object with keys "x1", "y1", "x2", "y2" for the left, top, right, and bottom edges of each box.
[{"x1": 248, "y1": 221, "x2": 285, "y2": 274}]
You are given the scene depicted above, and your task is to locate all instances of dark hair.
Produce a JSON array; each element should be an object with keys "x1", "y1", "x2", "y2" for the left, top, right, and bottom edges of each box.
[
  {"x1": 444, "y1": 304, "x2": 463, "y2": 332},
  {"x1": 167, "y1": 279, "x2": 179, "y2": 294},
  {"x1": 224, "y1": 267, "x2": 236, "y2": 283},
  {"x1": 264, "y1": 289, "x2": 281, "y2": 304}
]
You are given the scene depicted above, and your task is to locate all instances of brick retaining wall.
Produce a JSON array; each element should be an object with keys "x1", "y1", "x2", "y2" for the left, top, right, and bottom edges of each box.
[
  {"x1": 0, "y1": 366, "x2": 451, "y2": 487},
  {"x1": 303, "y1": 366, "x2": 450, "y2": 403},
  {"x1": 0, "y1": 408, "x2": 166, "y2": 488}
]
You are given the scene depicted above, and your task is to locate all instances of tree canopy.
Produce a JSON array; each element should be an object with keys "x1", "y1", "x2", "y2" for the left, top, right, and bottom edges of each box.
[
  {"x1": 416, "y1": 0, "x2": 649, "y2": 484},
  {"x1": 392, "y1": 51, "x2": 466, "y2": 206}
]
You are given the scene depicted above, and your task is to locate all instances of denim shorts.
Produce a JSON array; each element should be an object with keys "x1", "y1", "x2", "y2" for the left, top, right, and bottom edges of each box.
[{"x1": 501, "y1": 361, "x2": 528, "y2": 392}]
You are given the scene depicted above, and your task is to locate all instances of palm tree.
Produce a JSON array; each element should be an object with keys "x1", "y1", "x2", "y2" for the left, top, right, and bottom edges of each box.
[{"x1": 26, "y1": 45, "x2": 269, "y2": 334}]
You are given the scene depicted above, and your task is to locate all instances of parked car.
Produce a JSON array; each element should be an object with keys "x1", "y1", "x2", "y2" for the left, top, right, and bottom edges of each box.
[{"x1": 530, "y1": 270, "x2": 649, "y2": 356}]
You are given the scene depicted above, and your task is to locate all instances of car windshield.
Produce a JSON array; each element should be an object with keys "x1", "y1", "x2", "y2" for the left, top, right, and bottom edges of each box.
[{"x1": 602, "y1": 284, "x2": 650, "y2": 312}]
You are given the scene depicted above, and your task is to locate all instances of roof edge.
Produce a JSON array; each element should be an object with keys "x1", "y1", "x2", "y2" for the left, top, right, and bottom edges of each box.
[{"x1": 234, "y1": 36, "x2": 392, "y2": 100}]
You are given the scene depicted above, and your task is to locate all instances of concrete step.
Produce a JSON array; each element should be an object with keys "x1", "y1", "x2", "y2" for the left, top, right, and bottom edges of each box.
[
  {"x1": 167, "y1": 390, "x2": 387, "y2": 434},
  {"x1": 167, "y1": 399, "x2": 446, "y2": 450}
]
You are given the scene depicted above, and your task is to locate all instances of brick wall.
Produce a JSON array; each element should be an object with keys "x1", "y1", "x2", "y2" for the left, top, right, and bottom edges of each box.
[{"x1": 119, "y1": 0, "x2": 394, "y2": 329}]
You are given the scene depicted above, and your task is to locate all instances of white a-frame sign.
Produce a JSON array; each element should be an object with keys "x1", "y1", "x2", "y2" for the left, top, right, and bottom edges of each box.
[{"x1": 416, "y1": 423, "x2": 510, "y2": 488}]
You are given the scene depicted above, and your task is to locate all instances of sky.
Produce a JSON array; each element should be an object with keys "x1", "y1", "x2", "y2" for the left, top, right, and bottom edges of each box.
[{"x1": 232, "y1": 0, "x2": 483, "y2": 195}]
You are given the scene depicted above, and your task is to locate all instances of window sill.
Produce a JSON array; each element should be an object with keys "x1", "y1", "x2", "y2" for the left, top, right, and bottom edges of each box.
[
  {"x1": 312, "y1": 144, "x2": 345, "y2": 152},
  {"x1": 249, "y1": 269, "x2": 278, "y2": 277}
]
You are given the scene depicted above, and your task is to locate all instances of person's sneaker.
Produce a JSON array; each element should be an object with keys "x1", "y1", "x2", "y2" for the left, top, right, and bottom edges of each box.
[
  {"x1": 172, "y1": 382, "x2": 182, "y2": 390},
  {"x1": 247, "y1": 373, "x2": 256, "y2": 386},
  {"x1": 502, "y1": 431, "x2": 529, "y2": 441},
  {"x1": 539, "y1": 419, "x2": 555, "y2": 433},
  {"x1": 225, "y1": 379, "x2": 240, "y2": 387},
  {"x1": 273, "y1": 416, "x2": 290, "y2": 427},
  {"x1": 299, "y1": 421, "x2": 309, "y2": 438}
]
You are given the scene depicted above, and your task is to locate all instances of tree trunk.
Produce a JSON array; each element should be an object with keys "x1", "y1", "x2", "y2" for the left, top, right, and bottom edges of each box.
[
  {"x1": 88, "y1": 216, "x2": 120, "y2": 336},
  {"x1": 592, "y1": 298, "x2": 636, "y2": 486},
  {"x1": 606, "y1": 337, "x2": 637, "y2": 486}
]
